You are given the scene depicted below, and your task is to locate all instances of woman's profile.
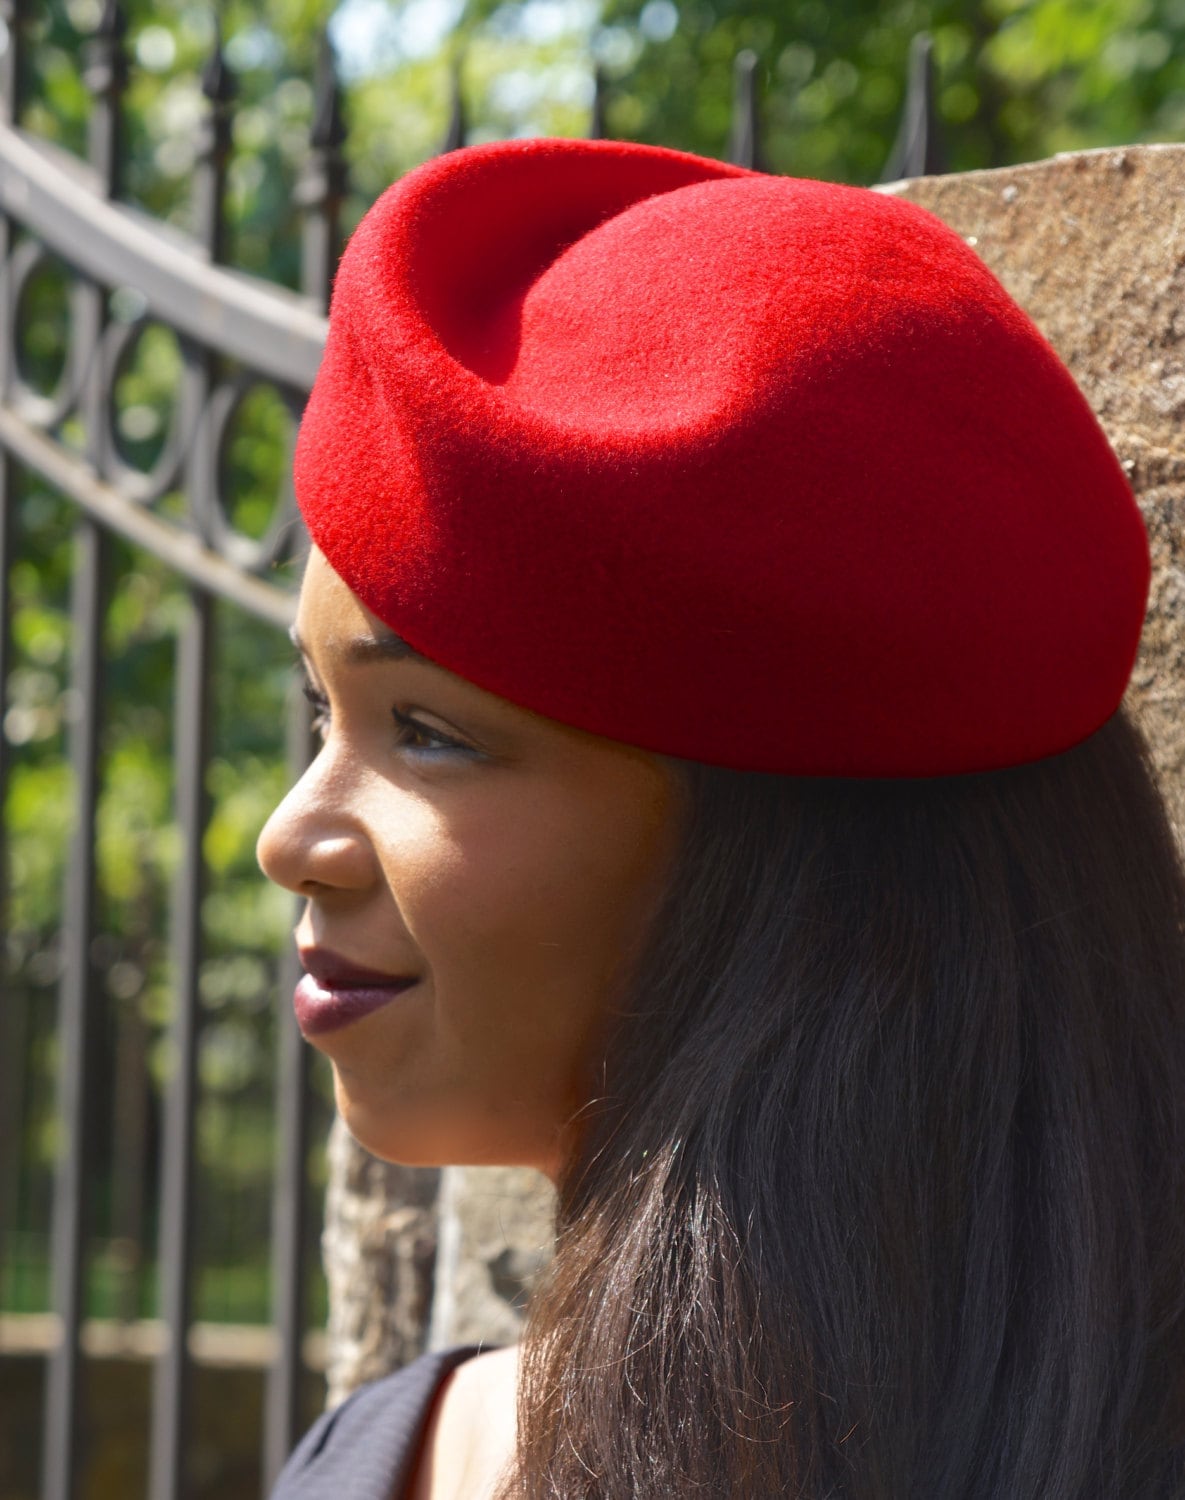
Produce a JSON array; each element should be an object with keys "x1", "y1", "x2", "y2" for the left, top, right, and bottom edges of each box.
[{"x1": 257, "y1": 136, "x2": 1185, "y2": 1498}]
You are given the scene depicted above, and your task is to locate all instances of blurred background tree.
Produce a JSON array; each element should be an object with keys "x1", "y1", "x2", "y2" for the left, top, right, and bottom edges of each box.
[{"x1": 27, "y1": 0, "x2": 1185, "y2": 269}]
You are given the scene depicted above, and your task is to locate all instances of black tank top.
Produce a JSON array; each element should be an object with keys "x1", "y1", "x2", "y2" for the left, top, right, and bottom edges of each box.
[{"x1": 270, "y1": 1346, "x2": 486, "y2": 1500}]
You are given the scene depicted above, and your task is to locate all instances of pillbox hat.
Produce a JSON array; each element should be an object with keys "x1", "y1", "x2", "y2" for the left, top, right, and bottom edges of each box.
[{"x1": 294, "y1": 137, "x2": 1150, "y2": 776}]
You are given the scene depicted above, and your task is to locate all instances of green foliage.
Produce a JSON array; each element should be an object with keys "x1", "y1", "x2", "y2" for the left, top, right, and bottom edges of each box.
[
  {"x1": 25, "y1": 0, "x2": 1185, "y2": 273},
  {"x1": 219, "y1": 385, "x2": 296, "y2": 541},
  {"x1": 12, "y1": 252, "x2": 72, "y2": 395},
  {"x1": 109, "y1": 322, "x2": 185, "y2": 476},
  {"x1": 8, "y1": 759, "x2": 73, "y2": 931},
  {"x1": 21, "y1": 0, "x2": 1185, "y2": 238},
  {"x1": 582, "y1": 0, "x2": 1185, "y2": 179}
]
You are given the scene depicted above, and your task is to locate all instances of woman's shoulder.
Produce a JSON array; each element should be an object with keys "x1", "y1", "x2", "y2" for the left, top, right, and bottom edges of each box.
[
  {"x1": 407, "y1": 1345, "x2": 519, "y2": 1500},
  {"x1": 269, "y1": 1345, "x2": 488, "y2": 1500}
]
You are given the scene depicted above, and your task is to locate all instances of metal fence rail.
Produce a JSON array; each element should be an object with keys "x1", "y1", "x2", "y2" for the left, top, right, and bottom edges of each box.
[{"x1": 0, "y1": 1, "x2": 943, "y2": 1496}]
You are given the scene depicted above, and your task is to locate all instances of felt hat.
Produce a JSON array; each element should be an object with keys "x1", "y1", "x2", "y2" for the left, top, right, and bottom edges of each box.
[{"x1": 294, "y1": 137, "x2": 1150, "y2": 777}]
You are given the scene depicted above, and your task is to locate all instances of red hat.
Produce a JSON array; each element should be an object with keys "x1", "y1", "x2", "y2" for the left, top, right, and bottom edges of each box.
[{"x1": 294, "y1": 137, "x2": 1150, "y2": 777}]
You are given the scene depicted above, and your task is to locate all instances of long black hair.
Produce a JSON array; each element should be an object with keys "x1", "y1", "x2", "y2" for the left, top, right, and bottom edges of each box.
[{"x1": 504, "y1": 700, "x2": 1185, "y2": 1498}]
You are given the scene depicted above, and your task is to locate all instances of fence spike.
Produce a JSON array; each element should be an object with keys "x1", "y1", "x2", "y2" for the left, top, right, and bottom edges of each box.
[
  {"x1": 41, "y1": 522, "x2": 110, "y2": 1500},
  {"x1": 879, "y1": 31, "x2": 948, "y2": 183},
  {"x1": 0, "y1": 1, "x2": 30, "y2": 125},
  {"x1": 441, "y1": 59, "x2": 466, "y2": 153},
  {"x1": 148, "y1": 589, "x2": 213, "y2": 1500},
  {"x1": 311, "y1": 29, "x2": 346, "y2": 151},
  {"x1": 193, "y1": 19, "x2": 235, "y2": 260},
  {"x1": 82, "y1": 0, "x2": 128, "y2": 196},
  {"x1": 589, "y1": 64, "x2": 607, "y2": 139},
  {"x1": 96, "y1": 0, "x2": 127, "y2": 42},
  {"x1": 201, "y1": 16, "x2": 236, "y2": 108},
  {"x1": 262, "y1": 687, "x2": 316, "y2": 1491},
  {"x1": 728, "y1": 49, "x2": 763, "y2": 170},
  {"x1": 0, "y1": 451, "x2": 15, "y2": 1397},
  {"x1": 298, "y1": 31, "x2": 349, "y2": 309}
]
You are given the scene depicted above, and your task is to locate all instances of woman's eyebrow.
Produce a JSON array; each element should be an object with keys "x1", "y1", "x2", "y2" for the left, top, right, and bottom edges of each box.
[{"x1": 288, "y1": 624, "x2": 429, "y2": 666}]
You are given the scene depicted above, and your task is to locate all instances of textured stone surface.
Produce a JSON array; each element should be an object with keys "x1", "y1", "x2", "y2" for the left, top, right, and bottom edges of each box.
[
  {"x1": 321, "y1": 1117, "x2": 440, "y2": 1405},
  {"x1": 884, "y1": 143, "x2": 1185, "y2": 827},
  {"x1": 427, "y1": 1166, "x2": 556, "y2": 1350}
]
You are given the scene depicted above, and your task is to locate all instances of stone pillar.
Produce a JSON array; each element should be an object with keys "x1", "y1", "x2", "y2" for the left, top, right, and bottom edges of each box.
[
  {"x1": 320, "y1": 1117, "x2": 440, "y2": 1407},
  {"x1": 320, "y1": 1132, "x2": 555, "y2": 1398},
  {"x1": 885, "y1": 144, "x2": 1185, "y2": 816},
  {"x1": 426, "y1": 1166, "x2": 555, "y2": 1350}
]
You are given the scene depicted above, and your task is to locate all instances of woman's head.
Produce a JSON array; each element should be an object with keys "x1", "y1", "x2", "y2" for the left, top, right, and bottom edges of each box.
[
  {"x1": 258, "y1": 135, "x2": 1185, "y2": 1495},
  {"x1": 256, "y1": 545, "x2": 685, "y2": 1174}
]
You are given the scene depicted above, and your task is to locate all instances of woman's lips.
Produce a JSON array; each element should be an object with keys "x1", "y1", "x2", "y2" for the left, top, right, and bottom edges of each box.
[{"x1": 294, "y1": 948, "x2": 418, "y2": 1036}]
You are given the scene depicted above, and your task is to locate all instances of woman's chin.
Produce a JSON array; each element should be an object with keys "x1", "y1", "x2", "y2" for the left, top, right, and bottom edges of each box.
[
  {"x1": 331, "y1": 1077, "x2": 436, "y2": 1166},
  {"x1": 332, "y1": 1079, "x2": 560, "y2": 1175}
]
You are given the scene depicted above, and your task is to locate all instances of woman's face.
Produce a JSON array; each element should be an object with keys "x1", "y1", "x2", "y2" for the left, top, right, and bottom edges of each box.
[{"x1": 257, "y1": 548, "x2": 684, "y2": 1177}]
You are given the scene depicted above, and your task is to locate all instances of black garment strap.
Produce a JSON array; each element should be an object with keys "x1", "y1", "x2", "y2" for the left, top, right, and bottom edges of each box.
[{"x1": 270, "y1": 1345, "x2": 488, "y2": 1500}]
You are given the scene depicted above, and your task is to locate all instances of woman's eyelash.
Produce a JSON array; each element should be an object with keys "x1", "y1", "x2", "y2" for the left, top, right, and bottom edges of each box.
[
  {"x1": 299, "y1": 678, "x2": 472, "y2": 756},
  {"x1": 390, "y1": 707, "x2": 470, "y2": 754},
  {"x1": 301, "y1": 680, "x2": 330, "y2": 735}
]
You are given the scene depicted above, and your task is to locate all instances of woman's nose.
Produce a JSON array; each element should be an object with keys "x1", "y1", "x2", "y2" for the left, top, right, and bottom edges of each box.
[{"x1": 256, "y1": 762, "x2": 375, "y2": 898}]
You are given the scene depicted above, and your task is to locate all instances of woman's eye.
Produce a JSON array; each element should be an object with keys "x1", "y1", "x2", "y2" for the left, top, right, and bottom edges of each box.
[
  {"x1": 297, "y1": 671, "x2": 475, "y2": 758},
  {"x1": 391, "y1": 708, "x2": 474, "y2": 757},
  {"x1": 301, "y1": 680, "x2": 331, "y2": 739}
]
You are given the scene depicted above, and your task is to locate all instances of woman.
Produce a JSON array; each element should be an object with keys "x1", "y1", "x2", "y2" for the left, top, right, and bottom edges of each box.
[{"x1": 259, "y1": 137, "x2": 1185, "y2": 1499}]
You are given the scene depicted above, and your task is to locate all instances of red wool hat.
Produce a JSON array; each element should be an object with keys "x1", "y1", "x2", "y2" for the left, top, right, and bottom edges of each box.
[{"x1": 294, "y1": 137, "x2": 1150, "y2": 777}]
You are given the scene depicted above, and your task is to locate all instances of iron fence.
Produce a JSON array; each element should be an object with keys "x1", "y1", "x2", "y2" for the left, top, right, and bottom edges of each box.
[
  {"x1": 0, "y1": 4, "x2": 331, "y2": 1496},
  {"x1": 0, "y1": 2, "x2": 944, "y2": 1497}
]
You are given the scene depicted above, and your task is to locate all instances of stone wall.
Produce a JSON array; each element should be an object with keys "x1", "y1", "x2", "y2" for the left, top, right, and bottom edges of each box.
[
  {"x1": 426, "y1": 1167, "x2": 556, "y2": 1351},
  {"x1": 320, "y1": 1118, "x2": 441, "y2": 1406},
  {"x1": 321, "y1": 1128, "x2": 554, "y2": 1399},
  {"x1": 321, "y1": 143, "x2": 1185, "y2": 1398},
  {"x1": 886, "y1": 144, "x2": 1185, "y2": 827}
]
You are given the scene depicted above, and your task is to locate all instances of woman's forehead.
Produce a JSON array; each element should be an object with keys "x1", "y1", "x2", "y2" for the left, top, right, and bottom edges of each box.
[
  {"x1": 294, "y1": 547, "x2": 424, "y2": 664},
  {"x1": 293, "y1": 546, "x2": 561, "y2": 737},
  {"x1": 292, "y1": 547, "x2": 686, "y2": 776}
]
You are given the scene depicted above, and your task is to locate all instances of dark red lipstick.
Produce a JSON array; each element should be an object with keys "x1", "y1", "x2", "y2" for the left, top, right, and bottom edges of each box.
[{"x1": 294, "y1": 947, "x2": 418, "y2": 1036}]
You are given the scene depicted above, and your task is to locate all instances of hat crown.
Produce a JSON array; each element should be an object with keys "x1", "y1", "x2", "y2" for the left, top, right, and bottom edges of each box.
[{"x1": 296, "y1": 138, "x2": 1150, "y2": 777}]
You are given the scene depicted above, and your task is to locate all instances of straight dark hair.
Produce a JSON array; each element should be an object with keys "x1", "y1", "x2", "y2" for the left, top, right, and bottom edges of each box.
[{"x1": 502, "y1": 701, "x2": 1185, "y2": 1498}]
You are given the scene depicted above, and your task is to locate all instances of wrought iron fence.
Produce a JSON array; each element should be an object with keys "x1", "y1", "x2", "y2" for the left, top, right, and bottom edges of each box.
[
  {"x1": 0, "y1": 2, "x2": 946, "y2": 1498},
  {"x1": 0, "y1": 4, "x2": 332, "y2": 1497}
]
